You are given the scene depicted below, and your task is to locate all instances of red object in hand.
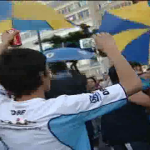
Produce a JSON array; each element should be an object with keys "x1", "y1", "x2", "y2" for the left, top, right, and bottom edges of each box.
[{"x1": 7, "y1": 28, "x2": 22, "y2": 46}]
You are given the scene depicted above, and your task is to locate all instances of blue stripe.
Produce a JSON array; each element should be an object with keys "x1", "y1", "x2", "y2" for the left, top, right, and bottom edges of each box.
[
  {"x1": 99, "y1": 12, "x2": 149, "y2": 35},
  {"x1": 0, "y1": 1, "x2": 12, "y2": 21},
  {"x1": 122, "y1": 32, "x2": 150, "y2": 65},
  {"x1": 12, "y1": 18, "x2": 53, "y2": 31},
  {"x1": 48, "y1": 99, "x2": 127, "y2": 150}
]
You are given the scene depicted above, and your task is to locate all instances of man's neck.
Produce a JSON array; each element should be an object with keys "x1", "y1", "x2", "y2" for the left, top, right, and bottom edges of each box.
[{"x1": 16, "y1": 88, "x2": 45, "y2": 102}]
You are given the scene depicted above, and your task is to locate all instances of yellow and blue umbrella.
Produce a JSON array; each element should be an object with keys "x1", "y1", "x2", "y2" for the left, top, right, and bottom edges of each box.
[
  {"x1": 99, "y1": 1, "x2": 150, "y2": 64},
  {"x1": 0, "y1": 1, "x2": 73, "y2": 32}
]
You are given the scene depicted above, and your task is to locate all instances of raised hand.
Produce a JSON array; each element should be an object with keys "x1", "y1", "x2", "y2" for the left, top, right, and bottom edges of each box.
[
  {"x1": 93, "y1": 33, "x2": 117, "y2": 53},
  {"x1": 1, "y1": 30, "x2": 19, "y2": 46}
]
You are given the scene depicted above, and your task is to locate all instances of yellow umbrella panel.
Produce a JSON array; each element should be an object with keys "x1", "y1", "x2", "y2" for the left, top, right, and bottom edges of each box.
[{"x1": 0, "y1": 1, "x2": 73, "y2": 33}]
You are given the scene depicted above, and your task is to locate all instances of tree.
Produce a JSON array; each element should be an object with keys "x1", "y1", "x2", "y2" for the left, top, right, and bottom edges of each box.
[
  {"x1": 34, "y1": 30, "x2": 91, "y2": 48},
  {"x1": 80, "y1": 23, "x2": 91, "y2": 36},
  {"x1": 34, "y1": 23, "x2": 102, "y2": 50}
]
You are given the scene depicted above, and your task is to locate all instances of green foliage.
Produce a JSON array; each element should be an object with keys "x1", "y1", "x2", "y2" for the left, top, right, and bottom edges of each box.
[{"x1": 34, "y1": 23, "x2": 93, "y2": 47}]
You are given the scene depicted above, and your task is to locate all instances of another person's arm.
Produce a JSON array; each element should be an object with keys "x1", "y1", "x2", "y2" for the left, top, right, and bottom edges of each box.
[
  {"x1": 0, "y1": 31, "x2": 19, "y2": 101},
  {"x1": 129, "y1": 92, "x2": 150, "y2": 108},
  {"x1": 93, "y1": 33, "x2": 142, "y2": 97}
]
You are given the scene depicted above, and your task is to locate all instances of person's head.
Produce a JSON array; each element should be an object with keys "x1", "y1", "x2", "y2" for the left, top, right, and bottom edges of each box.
[
  {"x1": 49, "y1": 62, "x2": 68, "y2": 75},
  {"x1": 87, "y1": 77, "x2": 97, "y2": 91},
  {"x1": 0, "y1": 48, "x2": 51, "y2": 99},
  {"x1": 109, "y1": 62, "x2": 143, "y2": 85},
  {"x1": 108, "y1": 66, "x2": 119, "y2": 85},
  {"x1": 129, "y1": 62, "x2": 143, "y2": 75},
  {"x1": 103, "y1": 72, "x2": 109, "y2": 80}
]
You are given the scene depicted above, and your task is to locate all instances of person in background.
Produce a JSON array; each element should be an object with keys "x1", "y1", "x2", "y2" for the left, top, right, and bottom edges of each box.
[
  {"x1": 86, "y1": 77, "x2": 100, "y2": 150},
  {"x1": 87, "y1": 77, "x2": 109, "y2": 150},
  {"x1": 130, "y1": 62, "x2": 143, "y2": 75},
  {"x1": 45, "y1": 62, "x2": 87, "y2": 98},
  {"x1": 49, "y1": 62, "x2": 72, "y2": 79},
  {"x1": 87, "y1": 77, "x2": 97, "y2": 92},
  {"x1": 101, "y1": 66, "x2": 150, "y2": 150},
  {"x1": 100, "y1": 72, "x2": 112, "y2": 88}
]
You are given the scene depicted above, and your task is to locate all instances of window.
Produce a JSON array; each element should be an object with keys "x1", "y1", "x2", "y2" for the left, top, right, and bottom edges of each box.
[
  {"x1": 60, "y1": 7, "x2": 68, "y2": 14},
  {"x1": 67, "y1": 15, "x2": 76, "y2": 21},
  {"x1": 74, "y1": 2, "x2": 80, "y2": 9},
  {"x1": 78, "y1": 11, "x2": 84, "y2": 19},
  {"x1": 121, "y1": 3, "x2": 125, "y2": 7},
  {"x1": 99, "y1": 4, "x2": 101, "y2": 10},
  {"x1": 68, "y1": 4, "x2": 76, "y2": 12},
  {"x1": 125, "y1": 1, "x2": 131, "y2": 6},
  {"x1": 61, "y1": 9, "x2": 65, "y2": 14},
  {"x1": 63, "y1": 7, "x2": 68, "y2": 14},
  {"x1": 78, "y1": 1, "x2": 87, "y2": 7},
  {"x1": 78, "y1": 9, "x2": 89, "y2": 19}
]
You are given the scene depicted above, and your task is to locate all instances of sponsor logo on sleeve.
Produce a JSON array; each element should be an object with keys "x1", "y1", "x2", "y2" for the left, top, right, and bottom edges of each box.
[
  {"x1": 100, "y1": 88, "x2": 110, "y2": 95},
  {"x1": 90, "y1": 92, "x2": 101, "y2": 103}
]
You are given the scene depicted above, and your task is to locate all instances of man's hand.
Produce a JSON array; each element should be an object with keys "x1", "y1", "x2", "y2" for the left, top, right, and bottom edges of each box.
[
  {"x1": 0, "y1": 30, "x2": 19, "y2": 55},
  {"x1": 93, "y1": 33, "x2": 117, "y2": 53},
  {"x1": 1, "y1": 30, "x2": 19, "y2": 46}
]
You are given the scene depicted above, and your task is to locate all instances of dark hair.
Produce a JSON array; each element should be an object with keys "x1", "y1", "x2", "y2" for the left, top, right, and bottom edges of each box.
[
  {"x1": 66, "y1": 43, "x2": 79, "y2": 48},
  {"x1": 108, "y1": 66, "x2": 119, "y2": 85},
  {"x1": 129, "y1": 61, "x2": 142, "y2": 68},
  {"x1": 109, "y1": 62, "x2": 142, "y2": 85},
  {"x1": 0, "y1": 48, "x2": 47, "y2": 98},
  {"x1": 49, "y1": 62, "x2": 67, "y2": 74},
  {"x1": 87, "y1": 77, "x2": 97, "y2": 84}
]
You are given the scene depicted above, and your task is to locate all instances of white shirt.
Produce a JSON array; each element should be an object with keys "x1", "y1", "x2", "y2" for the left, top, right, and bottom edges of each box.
[{"x1": 0, "y1": 84, "x2": 127, "y2": 150}]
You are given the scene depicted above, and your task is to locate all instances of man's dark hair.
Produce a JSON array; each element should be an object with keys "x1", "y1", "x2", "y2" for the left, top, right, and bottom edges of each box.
[
  {"x1": 87, "y1": 77, "x2": 97, "y2": 84},
  {"x1": 108, "y1": 66, "x2": 119, "y2": 85},
  {"x1": 0, "y1": 48, "x2": 47, "y2": 98},
  {"x1": 49, "y1": 62, "x2": 67, "y2": 74}
]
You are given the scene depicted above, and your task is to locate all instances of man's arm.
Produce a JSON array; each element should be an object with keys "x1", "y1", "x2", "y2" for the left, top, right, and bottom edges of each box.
[
  {"x1": 0, "y1": 43, "x2": 10, "y2": 55},
  {"x1": 93, "y1": 33, "x2": 142, "y2": 97},
  {"x1": 0, "y1": 31, "x2": 19, "y2": 55},
  {"x1": 54, "y1": 84, "x2": 127, "y2": 119},
  {"x1": 49, "y1": 84, "x2": 127, "y2": 149}
]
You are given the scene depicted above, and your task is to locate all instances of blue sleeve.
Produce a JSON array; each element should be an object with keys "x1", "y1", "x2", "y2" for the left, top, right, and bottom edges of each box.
[
  {"x1": 48, "y1": 97, "x2": 127, "y2": 150},
  {"x1": 141, "y1": 78, "x2": 150, "y2": 90}
]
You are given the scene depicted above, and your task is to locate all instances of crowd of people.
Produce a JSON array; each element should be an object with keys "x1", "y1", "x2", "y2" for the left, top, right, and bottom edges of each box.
[
  {"x1": 86, "y1": 63, "x2": 150, "y2": 150},
  {"x1": 0, "y1": 31, "x2": 149, "y2": 150}
]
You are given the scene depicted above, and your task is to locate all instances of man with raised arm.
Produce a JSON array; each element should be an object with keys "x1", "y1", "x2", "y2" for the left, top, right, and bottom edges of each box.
[{"x1": 0, "y1": 31, "x2": 141, "y2": 150}]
